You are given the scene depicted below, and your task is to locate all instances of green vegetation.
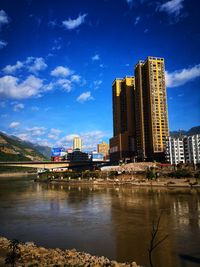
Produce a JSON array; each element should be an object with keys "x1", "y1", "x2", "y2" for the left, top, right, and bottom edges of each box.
[
  {"x1": 37, "y1": 170, "x2": 117, "y2": 181},
  {"x1": 168, "y1": 169, "x2": 193, "y2": 178},
  {"x1": 146, "y1": 167, "x2": 157, "y2": 180},
  {"x1": 0, "y1": 151, "x2": 30, "y2": 162},
  {"x1": 0, "y1": 131, "x2": 48, "y2": 162},
  {"x1": 194, "y1": 171, "x2": 200, "y2": 180}
]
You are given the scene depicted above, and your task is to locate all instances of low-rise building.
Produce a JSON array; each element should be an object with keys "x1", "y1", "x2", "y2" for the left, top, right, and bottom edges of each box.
[
  {"x1": 166, "y1": 136, "x2": 185, "y2": 164},
  {"x1": 67, "y1": 149, "x2": 89, "y2": 162},
  {"x1": 166, "y1": 134, "x2": 200, "y2": 164},
  {"x1": 184, "y1": 134, "x2": 200, "y2": 164}
]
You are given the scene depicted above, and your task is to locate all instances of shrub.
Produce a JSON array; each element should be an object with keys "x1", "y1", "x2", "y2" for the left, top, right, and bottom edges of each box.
[
  {"x1": 194, "y1": 171, "x2": 200, "y2": 179},
  {"x1": 168, "y1": 169, "x2": 193, "y2": 178}
]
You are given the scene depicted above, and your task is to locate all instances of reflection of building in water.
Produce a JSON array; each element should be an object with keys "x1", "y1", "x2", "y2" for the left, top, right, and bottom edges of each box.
[
  {"x1": 172, "y1": 190, "x2": 200, "y2": 229},
  {"x1": 109, "y1": 187, "x2": 180, "y2": 267}
]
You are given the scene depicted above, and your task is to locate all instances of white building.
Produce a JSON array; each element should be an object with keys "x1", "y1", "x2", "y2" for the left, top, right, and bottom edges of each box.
[
  {"x1": 166, "y1": 134, "x2": 200, "y2": 164},
  {"x1": 166, "y1": 136, "x2": 185, "y2": 164},
  {"x1": 184, "y1": 134, "x2": 200, "y2": 164}
]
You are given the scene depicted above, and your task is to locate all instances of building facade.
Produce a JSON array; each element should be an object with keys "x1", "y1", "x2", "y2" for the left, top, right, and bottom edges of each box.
[
  {"x1": 110, "y1": 56, "x2": 169, "y2": 163},
  {"x1": 97, "y1": 141, "x2": 109, "y2": 159},
  {"x1": 73, "y1": 137, "x2": 82, "y2": 151},
  {"x1": 110, "y1": 76, "x2": 136, "y2": 163},
  {"x1": 166, "y1": 134, "x2": 200, "y2": 164},
  {"x1": 184, "y1": 134, "x2": 200, "y2": 164},
  {"x1": 135, "y1": 57, "x2": 169, "y2": 161},
  {"x1": 166, "y1": 136, "x2": 185, "y2": 164}
]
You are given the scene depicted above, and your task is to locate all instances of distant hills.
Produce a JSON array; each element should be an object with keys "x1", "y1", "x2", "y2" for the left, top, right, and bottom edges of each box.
[
  {"x1": 170, "y1": 126, "x2": 200, "y2": 138},
  {"x1": 0, "y1": 132, "x2": 51, "y2": 162}
]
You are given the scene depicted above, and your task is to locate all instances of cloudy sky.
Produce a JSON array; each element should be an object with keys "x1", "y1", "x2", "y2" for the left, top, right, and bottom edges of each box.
[{"x1": 0, "y1": 0, "x2": 200, "y2": 150}]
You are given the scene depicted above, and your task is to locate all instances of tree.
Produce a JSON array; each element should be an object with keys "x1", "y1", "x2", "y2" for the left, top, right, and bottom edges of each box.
[
  {"x1": 5, "y1": 239, "x2": 21, "y2": 267},
  {"x1": 148, "y1": 213, "x2": 168, "y2": 267}
]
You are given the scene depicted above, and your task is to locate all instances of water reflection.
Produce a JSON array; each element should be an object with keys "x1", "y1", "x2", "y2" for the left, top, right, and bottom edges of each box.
[{"x1": 0, "y1": 177, "x2": 200, "y2": 267}]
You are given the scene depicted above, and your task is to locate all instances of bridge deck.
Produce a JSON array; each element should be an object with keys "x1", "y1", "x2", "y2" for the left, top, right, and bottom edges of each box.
[{"x1": 0, "y1": 161, "x2": 108, "y2": 169}]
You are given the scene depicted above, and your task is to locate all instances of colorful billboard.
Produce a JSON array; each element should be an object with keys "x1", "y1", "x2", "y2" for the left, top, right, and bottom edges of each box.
[
  {"x1": 51, "y1": 147, "x2": 64, "y2": 156},
  {"x1": 92, "y1": 153, "x2": 104, "y2": 161}
]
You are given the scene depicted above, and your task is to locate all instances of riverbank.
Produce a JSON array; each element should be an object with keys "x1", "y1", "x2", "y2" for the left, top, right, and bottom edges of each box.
[
  {"x1": 36, "y1": 177, "x2": 200, "y2": 188},
  {"x1": 0, "y1": 237, "x2": 140, "y2": 267}
]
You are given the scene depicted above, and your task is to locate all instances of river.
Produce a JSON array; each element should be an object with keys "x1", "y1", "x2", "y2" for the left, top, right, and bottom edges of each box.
[{"x1": 0, "y1": 176, "x2": 200, "y2": 267}]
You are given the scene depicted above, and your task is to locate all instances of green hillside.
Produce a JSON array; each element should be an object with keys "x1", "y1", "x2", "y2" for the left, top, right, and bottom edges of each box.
[{"x1": 0, "y1": 132, "x2": 49, "y2": 162}]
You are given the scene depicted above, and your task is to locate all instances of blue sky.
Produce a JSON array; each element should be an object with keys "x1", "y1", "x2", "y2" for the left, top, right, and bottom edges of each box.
[{"x1": 0, "y1": 0, "x2": 200, "y2": 150}]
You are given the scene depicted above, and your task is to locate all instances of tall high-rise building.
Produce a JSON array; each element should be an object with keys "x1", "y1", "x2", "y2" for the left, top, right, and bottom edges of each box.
[
  {"x1": 135, "y1": 61, "x2": 146, "y2": 160},
  {"x1": 135, "y1": 57, "x2": 169, "y2": 161},
  {"x1": 110, "y1": 56, "x2": 169, "y2": 163},
  {"x1": 110, "y1": 76, "x2": 136, "y2": 162},
  {"x1": 73, "y1": 137, "x2": 82, "y2": 151}
]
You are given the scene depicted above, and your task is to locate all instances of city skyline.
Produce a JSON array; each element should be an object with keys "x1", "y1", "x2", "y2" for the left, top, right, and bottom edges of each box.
[{"x1": 0, "y1": 0, "x2": 200, "y2": 150}]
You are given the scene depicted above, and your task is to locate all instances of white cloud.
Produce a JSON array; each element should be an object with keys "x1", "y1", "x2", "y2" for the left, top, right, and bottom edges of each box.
[
  {"x1": 2, "y1": 57, "x2": 47, "y2": 74},
  {"x1": 26, "y1": 126, "x2": 46, "y2": 136},
  {"x1": 92, "y1": 54, "x2": 100, "y2": 61},
  {"x1": 17, "y1": 133, "x2": 29, "y2": 141},
  {"x1": 66, "y1": 134, "x2": 79, "y2": 142},
  {"x1": 134, "y1": 16, "x2": 140, "y2": 25},
  {"x1": 71, "y1": 74, "x2": 81, "y2": 83},
  {"x1": 57, "y1": 79, "x2": 72, "y2": 92},
  {"x1": 27, "y1": 57, "x2": 47, "y2": 73},
  {"x1": 76, "y1": 91, "x2": 94, "y2": 103},
  {"x1": 62, "y1": 14, "x2": 87, "y2": 30},
  {"x1": 9, "y1": 121, "x2": 20, "y2": 129},
  {"x1": 81, "y1": 130, "x2": 108, "y2": 150},
  {"x1": 0, "y1": 75, "x2": 44, "y2": 99},
  {"x1": 13, "y1": 103, "x2": 24, "y2": 112},
  {"x1": 3, "y1": 61, "x2": 24, "y2": 74},
  {"x1": 50, "y1": 128, "x2": 62, "y2": 135},
  {"x1": 0, "y1": 10, "x2": 9, "y2": 28},
  {"x1": 94, "y1": 80, "x2": 102, "y2": 89},
  {"x1": 51, "y1": 66, "x2": 73, "y2": 77},
  {"x1": 166, "y1": 64, "x2": 200, "y2": 87},
  {"x1": 55, "y1": 133, "x2": 79, "y2": 147},
  {"x1": 48, "y1": 128, "x2": 62, "y2": 140},
  {"x1": 158, "y1": 0, "x2": 184, "y2": 16},
  {"x1": 51, "y1": 44, "x2": 61, "y2": 51},
  {"x1": 0, "y1": 40, "x2": 7, "y2": 49},
  {"x1": 56, "y1": 131, "x2": 108, "y2": 150}
]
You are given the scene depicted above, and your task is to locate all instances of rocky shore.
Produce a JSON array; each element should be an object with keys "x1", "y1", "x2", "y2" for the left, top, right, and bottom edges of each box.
[
  {"x1": 36, "y1": 177, "x2": 200, "y2": 189},
  {"x1": 0, "y1": 237, "x2": 140, "y2": 267}
]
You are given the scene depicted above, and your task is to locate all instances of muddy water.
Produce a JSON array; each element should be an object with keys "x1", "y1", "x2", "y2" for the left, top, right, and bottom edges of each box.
[{"x1": 0, "y1": 176, "x2": 200, "y2": 267}]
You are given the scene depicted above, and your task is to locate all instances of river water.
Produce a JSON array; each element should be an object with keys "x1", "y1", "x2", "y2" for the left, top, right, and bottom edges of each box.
[{"x1": 0, "y1": 176, "x2": 200, "y2": 267}]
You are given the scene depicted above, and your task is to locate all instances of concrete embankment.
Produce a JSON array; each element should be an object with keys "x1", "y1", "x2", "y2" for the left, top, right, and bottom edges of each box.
[
  {"x1": 0, "y1": 237, "x2": 140, "y2": 267},
  {"x1": 36, "y1": 177, "x2": 200, "y2": 188}
]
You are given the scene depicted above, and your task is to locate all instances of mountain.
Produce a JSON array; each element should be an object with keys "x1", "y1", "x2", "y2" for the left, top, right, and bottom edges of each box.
[
  {"x1": 0, "y1": 132, "x2": 51, "y2": 162},
  {"x1": 170, "y1": 126, "x2": 200, "y2": 138}
]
